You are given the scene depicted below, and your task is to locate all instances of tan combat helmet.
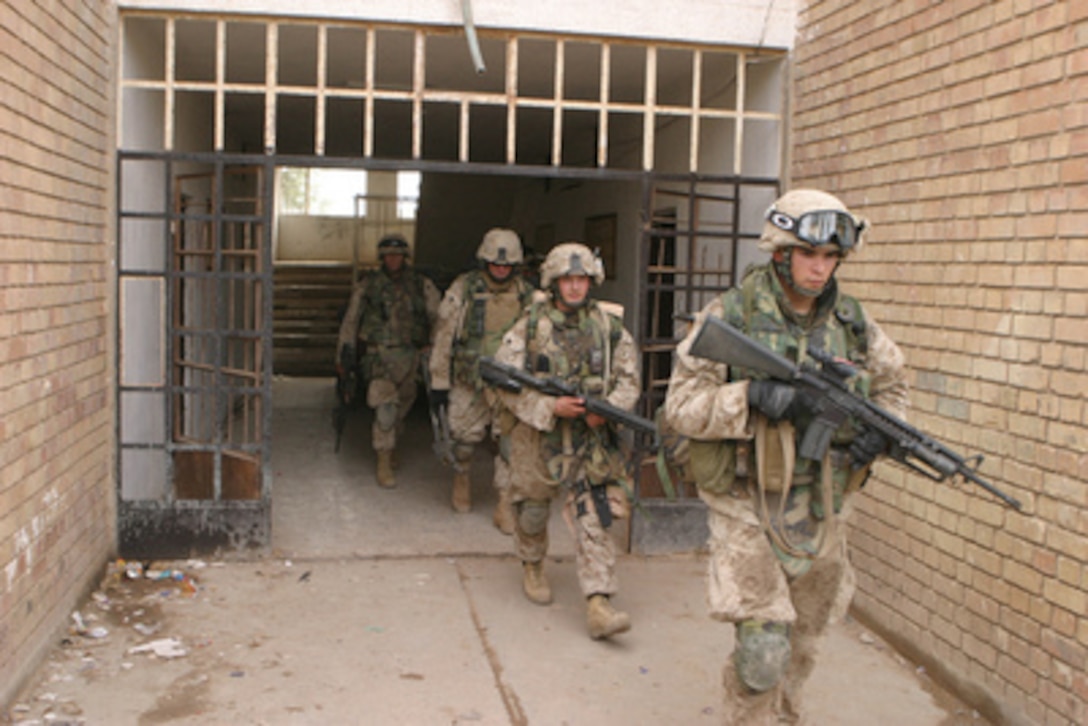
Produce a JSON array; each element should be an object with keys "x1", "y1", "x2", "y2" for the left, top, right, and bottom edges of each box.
[
  {"x1": 539, "y1": 242, "x2": 605, "y2": 288},
  {"x1": 758, "y1": 189, "x2": 867, "y2": 256},
  {"x1": 477, "y1": 228, "x2": 524, "y2": 265}
]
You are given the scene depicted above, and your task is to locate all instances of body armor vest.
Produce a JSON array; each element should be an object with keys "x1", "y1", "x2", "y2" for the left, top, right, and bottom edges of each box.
[
  {"x1": 452, "y1": 270, "x2": 533, "y2": 387},
  {"x1": 693, "y1": 265, "x2": 871, "y2": 508},
  {"x1": 525, "y1": 299, "x2": 625, "y2": 482},
  {"x1": 357, "y1": 268, "x2": 432, "y2": 349}
]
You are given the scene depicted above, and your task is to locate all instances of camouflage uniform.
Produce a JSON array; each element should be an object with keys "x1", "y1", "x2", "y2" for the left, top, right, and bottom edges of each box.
[
  {"x1": 429, "y1": 228, "x2": 535, "y2": 524},
  {"x1": 494, "y1": 242, "x2": 640, "y2": 640},
  {"x1": 337, "y1": 236, "x2": 440, "y2": 486},
  {"x1": 664, "y1": 190, "x2": 908, "y2": 723}
]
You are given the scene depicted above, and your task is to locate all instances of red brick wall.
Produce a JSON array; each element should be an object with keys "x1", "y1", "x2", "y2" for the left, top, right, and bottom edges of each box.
[
  {"x1": 792, "y1": 1, "x2": 1086, "y2": 724},
  {"x1": 0, "y1": 0, "x2": 116, "y2": 704}
]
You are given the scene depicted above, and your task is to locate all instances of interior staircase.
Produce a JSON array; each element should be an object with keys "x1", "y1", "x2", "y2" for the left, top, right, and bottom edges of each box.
[{"x1": 272, "y1": 263, "x2": 355, "y2": 378}]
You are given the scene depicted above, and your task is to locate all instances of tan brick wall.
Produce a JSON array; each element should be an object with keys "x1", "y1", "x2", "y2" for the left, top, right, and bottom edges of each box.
[
  {"x1": 792, "y1": 1, "x2": 1086, "y2": 724},
  {"x1": 0, "y1": 0, "x2": 117, "y2": 705}
]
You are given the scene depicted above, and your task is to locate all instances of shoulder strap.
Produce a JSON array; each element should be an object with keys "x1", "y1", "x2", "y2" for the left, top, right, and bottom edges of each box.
[
  {"x1": 716, "y1": 271, "x2": 755, "y2": 332},
  {"x1": 524, "y1": 297, "x2": 547, "y2": 369},
  {"x1": 835, "y1": 294, "x2": 868, "y2": 356},
  {"x1": 740, "y1": 270, "x2": 760, "y2": 329}
]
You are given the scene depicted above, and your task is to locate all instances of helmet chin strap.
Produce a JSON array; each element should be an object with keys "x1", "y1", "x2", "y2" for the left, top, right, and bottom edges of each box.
[{"x1": 775, "y1": 247, "x2": 826, "y2": 299}]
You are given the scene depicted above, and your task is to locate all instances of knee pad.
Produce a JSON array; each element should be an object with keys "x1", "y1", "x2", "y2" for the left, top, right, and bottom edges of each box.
[
  {"x1": 733, "y1": 620, "x2": 791, "y2": 693},
  {"x1": 517, "y1": 499, "x2": 550, "y2": 536},
  {"x1": 375, "y1": 403, "x2": 397, "y2": 431}
]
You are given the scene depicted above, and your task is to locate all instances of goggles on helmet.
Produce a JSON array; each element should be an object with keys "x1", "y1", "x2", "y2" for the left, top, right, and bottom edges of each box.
[{"x1": 767, "y1": 208, "x2": 864, "y2": 251}]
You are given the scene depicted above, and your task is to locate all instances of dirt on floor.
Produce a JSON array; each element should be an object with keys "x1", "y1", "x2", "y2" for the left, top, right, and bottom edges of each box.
[
  {"x1": 3, "y1": 382, "x2": 997, "y2": 725},
  {"x1": 5, "y1": 554, "x2": 991, "y2": 726}
]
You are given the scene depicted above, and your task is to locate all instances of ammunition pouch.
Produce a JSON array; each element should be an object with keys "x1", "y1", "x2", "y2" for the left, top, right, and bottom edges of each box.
[{"x1": 688, "y1": 439, "x2": 738, "y2": 497}]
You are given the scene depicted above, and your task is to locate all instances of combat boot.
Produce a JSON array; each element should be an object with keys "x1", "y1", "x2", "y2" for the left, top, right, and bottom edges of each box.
[
  {"x1": 586, "y1": 594, "x2": 631, "y2": 640},
  {"x1": 376, "y1": 450, "x2": 396, "y2": 488},
  {"x1": 451, "y1": 471, "x2": 471, "y2": 512},
  {"x1": 492, "y1": 489, "x2": 515, "y2": 535},
  {"x1": 522, "y1": 561, "x2": 552, "y2": 605}
]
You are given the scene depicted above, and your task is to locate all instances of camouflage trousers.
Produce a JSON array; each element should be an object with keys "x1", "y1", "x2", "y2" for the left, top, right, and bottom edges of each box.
[
  {"x1": 700, "y1": 488, "x2": 855, "y2": 724},
  {"x1": 366, "y1": 372, "x2": 418, "y2": 452},
  {"x1": 506, "y1": 421, "x2": 619, "y2": 597},
  {"x1": 448, "y1": 384, "x2": 510, "y2": 494}
]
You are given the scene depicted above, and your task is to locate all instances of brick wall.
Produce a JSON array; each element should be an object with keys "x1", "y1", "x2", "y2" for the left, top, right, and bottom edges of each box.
[
  {"x1": 0, "y1": 1, "x2": 116, "y2": 705},
  {"x1": 791, "y1": 1, "x2": 1086, "y2": 724}
]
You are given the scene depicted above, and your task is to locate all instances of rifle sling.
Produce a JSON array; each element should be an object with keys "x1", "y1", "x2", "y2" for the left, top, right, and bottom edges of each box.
[{"x1": 752, "y1": 415, "x2": 836, "y2": 562}]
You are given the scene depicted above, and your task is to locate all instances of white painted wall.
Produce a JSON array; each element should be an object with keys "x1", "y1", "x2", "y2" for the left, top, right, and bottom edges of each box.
[{"x1": 119, "y1": 0, "x2": 798, "y2": 50}]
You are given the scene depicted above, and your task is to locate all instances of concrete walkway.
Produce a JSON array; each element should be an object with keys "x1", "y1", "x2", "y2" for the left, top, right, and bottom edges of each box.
[{"x1": 4, "y1": 378, "x2": 988, "y2": 725}]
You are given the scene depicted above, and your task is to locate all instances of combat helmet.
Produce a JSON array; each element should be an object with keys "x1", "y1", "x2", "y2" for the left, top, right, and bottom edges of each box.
[
  {"x1": 539, "y1": 242, "x2": 605, "y2": 288},
  {"x1": 758, "y1": 189, "x2": 866, "y2": 256},
  {"x1": 476, "y1": 228, "x2": 524, "y2": 266},
  {"x1": 377, "y1": 233, "x2": 411, "y2": 257}
]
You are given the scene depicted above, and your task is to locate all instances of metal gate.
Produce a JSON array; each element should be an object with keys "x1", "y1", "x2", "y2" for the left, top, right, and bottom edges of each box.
[
  {"x1": 117, "y1": 154, "x2": 273, "y2": 558},
  {"x1": 629, "y1": 174, "x2": 778, "y2": 553}
]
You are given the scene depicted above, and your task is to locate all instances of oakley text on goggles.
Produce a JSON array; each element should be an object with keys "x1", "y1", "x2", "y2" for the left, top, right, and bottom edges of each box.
[{"x1": 767, "y1": 208, "x2": 865, "y2": 251}]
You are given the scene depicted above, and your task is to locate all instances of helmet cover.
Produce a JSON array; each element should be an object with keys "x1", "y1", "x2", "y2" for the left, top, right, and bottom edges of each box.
[
  {"x1": 476, "y1": 228, "x2": 524, "y2": 265},
  {"x1": 539, "y1": 242, "x2": 605, "y2": 288}
]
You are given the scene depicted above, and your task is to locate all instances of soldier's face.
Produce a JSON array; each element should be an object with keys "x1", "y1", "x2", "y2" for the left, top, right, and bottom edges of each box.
[
  {"x1": 555, "y1": 274, "x2": 590, "y2": 311},
  {"x1": 781, "y1": 245, "x2": 841, "y2": 295},
  {"x1": 382, "y1": 253, "x2": 406, "y2": 273},
  {"x1": 487, "y1": 263, "x2": 514, "y2": 281}
]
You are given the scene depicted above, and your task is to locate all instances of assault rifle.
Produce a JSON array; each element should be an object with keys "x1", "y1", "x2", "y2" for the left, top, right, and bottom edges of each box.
[
  {"x1": 688, "y1": 315, "x2": 1022, "y2": 511},
  {"x1": 333, "y1": 355, "x2": 358, "y2": 454},
  {"x1": 479, "y1": 357, "x2": 658, "y2": 439},
  {"x1": 420, "y1": 353, "x2": 455, "y2": 466}
]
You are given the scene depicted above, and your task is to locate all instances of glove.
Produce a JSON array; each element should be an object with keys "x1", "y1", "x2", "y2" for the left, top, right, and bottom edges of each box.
[
  {"x1": 747, "y1": 380, "x2": 798, "y2": 421},
  {"x1": 429, "y1": 388, "x2": 449, "y2": 409},
  {"x1": 848, "y1": 429, "x2": 887, "y2": 469}
]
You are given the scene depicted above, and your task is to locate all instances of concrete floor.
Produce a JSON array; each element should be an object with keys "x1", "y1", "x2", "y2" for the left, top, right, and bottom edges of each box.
[{"x1": 4, "y1": 377, "x2": 989, "y2": 725}]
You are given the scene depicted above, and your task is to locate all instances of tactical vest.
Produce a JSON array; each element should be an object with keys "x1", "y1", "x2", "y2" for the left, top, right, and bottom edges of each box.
[
  {"x1": 524, "y1": 298, "x2": 625, "y2": 473},
  {"x1": 357, "y1": 268, "x2": 432, "y2": 349},
  {"x1": 524, "y1": 299, "x2": 624, "y2": 395},
  {"x1": 689, "y1": 265, "x2": 871, "y2": 513},
  {"x1": 452, "y1": 270, "x2": 534, "y2": 387}
]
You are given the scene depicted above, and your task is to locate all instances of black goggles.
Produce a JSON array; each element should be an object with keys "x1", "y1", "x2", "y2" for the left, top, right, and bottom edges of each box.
[{"x1": 766, "y1": 208, "x2": 864, "y2": 251}]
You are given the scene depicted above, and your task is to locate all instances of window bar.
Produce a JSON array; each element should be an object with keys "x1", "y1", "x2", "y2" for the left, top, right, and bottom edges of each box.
[
  {"x1": 552, "y1": 39, "x2": 564, "y2": 167},
  {"x1": 734, "y1": 51, "x2": 746, "y2": 176},
  {"x1": 115, "y1": 18, "x2": 124, "y2": 147},
  {"x1": 164, "y1": 17, "x2": 176, "y2": 151},
  {"x1": 412, "y1": 30, "x2": 424, "y2": 160},
  {"x1": 214, "y1": 19, "x2": 226, "y2": 151},
  {"x1": 364, "y1": 27, "x2": 376, "y2": 158},
  {"x1": 597, "y1": 43, "x2": 610, "y2": 168},
  {"x1": 506, "y1": 36, "x2": 517, "y2": 165},
  {"x1": 460, "y1": 99, "x2": 470, "y2": 162},
  {"x1": 643, "y1": 46, "x2": 656, "y2": 172},
  {"x1": 264, "y1": 23, "x2": 278, "y2": 154},
  {"x1": 689, "y1": 49, "x2": 703, "y2": 174},
  {"x1": 315, "y1": 24, "x2": 328, "y2": 156}
]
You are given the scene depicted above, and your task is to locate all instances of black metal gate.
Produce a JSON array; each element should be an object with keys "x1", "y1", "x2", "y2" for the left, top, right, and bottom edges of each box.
[
  {"x1": 629, "y1": 174, "x2": 778, "y2": 553},
  {"x1": 117, "y1": 154, "x2": 274, "y2": 558}
]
